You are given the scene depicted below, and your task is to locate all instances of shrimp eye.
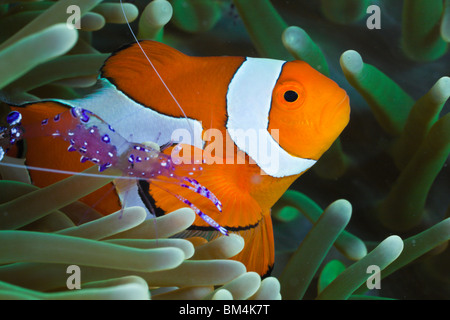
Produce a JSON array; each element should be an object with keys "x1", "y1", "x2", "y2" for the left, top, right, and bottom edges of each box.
[{"x1": 284, "y1": 90, "x2": 298, "y2": 103}]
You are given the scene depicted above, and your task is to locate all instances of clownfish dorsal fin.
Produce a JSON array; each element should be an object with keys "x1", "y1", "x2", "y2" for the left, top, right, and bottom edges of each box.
[
  {"x1": 106, "y1": 2, "x2": 194, "y2": 131},
  {"x1": 100, "y1": 41, "x2": 190, "y2": 116},
  {"x1": 101, "y1": 41, "x2": 188, "y2": 82}
]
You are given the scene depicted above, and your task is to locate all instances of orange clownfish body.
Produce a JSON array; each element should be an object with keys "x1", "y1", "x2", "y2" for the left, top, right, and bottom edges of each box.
[{"x1": 7, "y1": 41, "x2": 350, "y2": 276}]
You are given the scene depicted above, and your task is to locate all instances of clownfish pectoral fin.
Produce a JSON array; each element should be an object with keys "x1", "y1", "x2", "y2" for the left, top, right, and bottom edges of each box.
[{"x1": 145, "y1": 155, "x2": 275, "y2": 276}]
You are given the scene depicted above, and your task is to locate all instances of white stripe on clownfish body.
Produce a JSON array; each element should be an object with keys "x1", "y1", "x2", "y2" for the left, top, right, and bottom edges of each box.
[{"x1": 54, "y1": 78, "x2": 204, "y2": 150}]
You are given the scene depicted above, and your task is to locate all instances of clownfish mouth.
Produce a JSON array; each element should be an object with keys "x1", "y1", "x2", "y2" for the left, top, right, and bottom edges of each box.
[
  {"x1": 333, "y1": 93, "x2": 351, "y2": 118},
  {"x1": 320, "y1": 91, "x2": 351, "y2": 130}
]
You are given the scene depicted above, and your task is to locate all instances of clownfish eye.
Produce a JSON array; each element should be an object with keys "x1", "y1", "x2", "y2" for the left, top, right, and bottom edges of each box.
[
  {"x1": 274, "y1": 82, "x2": 305, "y2": 110},
  {"x1": 284, "y1": 90, "x2": 298, "y2": 103}
]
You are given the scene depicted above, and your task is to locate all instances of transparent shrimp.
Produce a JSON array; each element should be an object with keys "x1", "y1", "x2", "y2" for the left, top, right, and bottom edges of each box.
[{"x1": 0, "y1": 108, "x2": 227, "y2": 235}]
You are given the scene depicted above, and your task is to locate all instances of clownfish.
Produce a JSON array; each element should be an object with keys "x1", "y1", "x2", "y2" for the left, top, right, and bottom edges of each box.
[{"x1": 5, "y1": 41, "x2": 350, "y2": 276}]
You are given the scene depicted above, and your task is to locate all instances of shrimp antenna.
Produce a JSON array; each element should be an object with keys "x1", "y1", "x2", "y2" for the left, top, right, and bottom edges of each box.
[{"x1": 119, "y1": 0, "x2": 194, "y2": 135}]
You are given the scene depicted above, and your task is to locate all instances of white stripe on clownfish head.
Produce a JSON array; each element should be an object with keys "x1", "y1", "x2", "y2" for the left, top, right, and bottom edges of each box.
[{"x1": 226, "y1": 57, "x2": 317, "y2": 178}]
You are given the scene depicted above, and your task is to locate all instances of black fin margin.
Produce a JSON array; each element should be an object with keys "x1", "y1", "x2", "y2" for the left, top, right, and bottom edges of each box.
[{"x1": 137, "y1": 179, "x2": 165, "y2": 217}]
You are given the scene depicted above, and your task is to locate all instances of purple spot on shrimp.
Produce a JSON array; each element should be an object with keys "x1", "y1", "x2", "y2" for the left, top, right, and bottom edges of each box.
[
  {"x1": 218, "y1": 226, "x2": 229, "y2": 236},
  {"x1": 98, "y1": 163, "x2": 111, "y2": 172},
  {"x1": 80, "y1": 156, "x2": 90, "y2": 163},
  {"x1": 102, "y1": 134, "x2": 110, "y2": 143},
  {"x1": 108, "y1": 125, "x2": 115, "y2": 132},
  {"x1": 128, "y1": 154, "x2": 134, "y2": 163},
  {"x1": 70, "y1": 108, "x2": 78, "y2": 118},
  {"x1": 181, "y1": 177, "x2": 223, "y2": 213},
  {"x1": 6, "y1": 111, "x2": 22, "y2": 125},
  {"x1": 53, "y1": 114, "x2": 60, "y2": 122},
  {"x1": 41, "y1": 118, "x2": 48, "y2": 125},
  {"x1": 79, "y1": 109, "x2": 92, "y2": 123},
  {"x1": 175, "y1": 194, "x2": 227, "y2": 235},
  {"x1": 67, "y1": 145, "x2": 77, "y2": 152}
]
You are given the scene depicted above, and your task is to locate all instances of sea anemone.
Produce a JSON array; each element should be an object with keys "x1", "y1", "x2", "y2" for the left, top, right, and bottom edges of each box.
[
  {"x1": 0, "y1": 0, "x2": 449, "y2": 300},
  {"x1": 0, "y1": 165, "x2": 280, "y2": 300}
]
